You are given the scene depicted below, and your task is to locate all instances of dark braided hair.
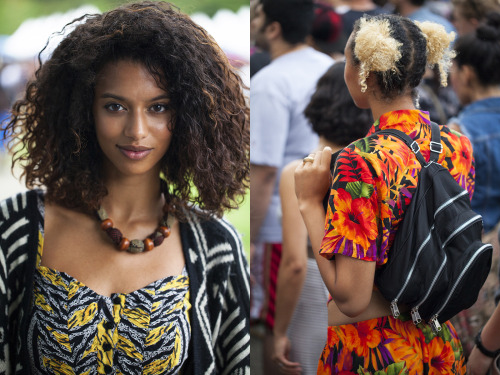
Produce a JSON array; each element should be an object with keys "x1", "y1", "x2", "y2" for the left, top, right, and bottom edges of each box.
[
  {"x1": 350, "y1": 14, "x2": 455, "y2": 100},
  {"x1": 351, "y1": 14, "x2": 428, "y2": 101},
  {"x1": 1, "y1": 1, "x2": 249, "y2": 219}
]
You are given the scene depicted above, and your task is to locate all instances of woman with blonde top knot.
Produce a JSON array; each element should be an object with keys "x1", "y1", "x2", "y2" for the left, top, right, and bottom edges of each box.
[{"x1": 294, "y1": 14, "x2": 474, "y2": 374}]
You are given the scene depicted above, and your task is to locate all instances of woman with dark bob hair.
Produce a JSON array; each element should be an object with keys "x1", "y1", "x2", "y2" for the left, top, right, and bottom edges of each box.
[{"x1": 0, "y1": 1, "x2": 250, "y2": 374}]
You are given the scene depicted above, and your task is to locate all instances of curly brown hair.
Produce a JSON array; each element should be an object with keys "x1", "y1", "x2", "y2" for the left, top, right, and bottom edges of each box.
[{"x1": 2, "y1": 1, "x2": 249, "y2": 219}]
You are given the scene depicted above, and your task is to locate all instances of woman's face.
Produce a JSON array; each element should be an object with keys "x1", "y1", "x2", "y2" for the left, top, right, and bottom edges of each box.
[
  {"x1": 452, "y1": 6, "x2": 478, "y2": 36},
  {"x1": 344, "y1": 35, "x2": 370, "y2": 109},
  {"x1": 93, "y1": 60, "x2": 173, "y2": 179},
  {"x1": 449, "y1": 60, "x2": 472, "y2": 106}
]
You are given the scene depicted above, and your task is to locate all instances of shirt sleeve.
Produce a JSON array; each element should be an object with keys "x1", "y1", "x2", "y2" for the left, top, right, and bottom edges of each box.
[
  {"x1": 319, "y1": 146, "x2": 383, "y2": 263},
  {"x1": 250, "y1": 79, "x2": 290, "y2": 168}
]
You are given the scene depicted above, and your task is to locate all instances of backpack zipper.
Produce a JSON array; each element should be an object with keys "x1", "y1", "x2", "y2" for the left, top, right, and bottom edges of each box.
[
  {"x1": 390, "y1": 226, "x2": 434, "y2": 317},
  {"x1": 409, "y1": 214, "x2": 482, "y2": 325},
  {"x1": 428, "y1": 243, "x2": 492, "y2": 333},
  {"x1": 410, "y1": 254, "x2": 447, "y2": 325},
  {"x1": 388, "y1": 191, "x2": 474, "y2": 318}
]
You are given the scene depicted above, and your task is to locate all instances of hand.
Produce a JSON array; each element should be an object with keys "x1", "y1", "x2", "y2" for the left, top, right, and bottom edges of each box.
[
  {"x1": 272, "y1": 334, "x2": 302, "y2": 374},
  {"x1": 467, "y1": 345, "x2": 494, "y2": 375},
  {"x1": 294, "y1": 147, "x2": 333, "y2": 208}
]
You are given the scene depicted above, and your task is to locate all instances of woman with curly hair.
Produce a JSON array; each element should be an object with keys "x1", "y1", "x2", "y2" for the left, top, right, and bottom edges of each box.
[
  {"x1": 0, "y1": 2, "x2": 250, "y2": 374},
  {"x1": 294, "y1": 14, "x2": 473, "y2": 374}
]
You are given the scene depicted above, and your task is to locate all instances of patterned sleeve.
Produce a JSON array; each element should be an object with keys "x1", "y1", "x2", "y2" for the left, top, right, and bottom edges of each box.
[
  {"x1": 319, "y1": 145, "x2": 383, "y2": 264},
  {"x1": 443, "y1": 128, "x2": 476, "y2": 200}
]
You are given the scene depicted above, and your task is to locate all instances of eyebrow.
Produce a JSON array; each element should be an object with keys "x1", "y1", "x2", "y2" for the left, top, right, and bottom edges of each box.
[{"x1": 99, "y1": 93, "x2": 170, "y2": 101}]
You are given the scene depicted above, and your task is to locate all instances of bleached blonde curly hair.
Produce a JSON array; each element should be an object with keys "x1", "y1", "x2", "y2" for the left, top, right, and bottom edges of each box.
[{"x1": 351, "y1": 14, "x2": 455, "y2": 97}]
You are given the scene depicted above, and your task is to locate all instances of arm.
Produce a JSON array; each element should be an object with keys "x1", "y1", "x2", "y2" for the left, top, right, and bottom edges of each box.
[
  {"x1": 295, "y1": 148, "x2": 375, "y2": 318},
  {"x1": 250, "y1": 164, "x2": 278, "y2": 245},
  {"x1": 467, "y1": 303, "x2": 500, "y2": 375},
  {"x1": 272, "y1": 161, "x2": 307, "y2": 372}
]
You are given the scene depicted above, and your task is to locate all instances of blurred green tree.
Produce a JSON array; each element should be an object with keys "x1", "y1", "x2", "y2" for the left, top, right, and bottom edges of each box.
[{"x1": 0, "y1": 0, "x2": 248, "y2": 35}]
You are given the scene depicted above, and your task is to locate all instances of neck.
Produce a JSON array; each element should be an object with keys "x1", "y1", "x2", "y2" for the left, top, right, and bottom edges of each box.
[
  {"x1": 344, "y1": 0, "x2": 377, "y2": 11},
  {"x1": 368, "y1": 93, "x2": 416, "y2": 121},
  {"x1": 469, "y1": 85, "x2": 500, "y2": 103},
  {"x1": 318, "y1": 137, "x2": 345, "y2": 153},
  {"x1": 101, "y1": 169, "x2": 164, "y2": 224},
  {"x1": 398, "y1": 2, "x2": 420, "y2": 17},
  {"x1": 270, "y1": 40, "x2": 307, "y2": 60}
]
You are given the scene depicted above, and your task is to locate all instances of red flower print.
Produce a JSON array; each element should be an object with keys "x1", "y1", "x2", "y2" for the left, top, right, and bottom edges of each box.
[
  {"x1": 427, "y1": 338, "x2": 455, "y2": 375},
  {"x1": 449, "y1": 135, "x2": 473, "y2": 188},
  {"x1": 331, "y1": 189, "x2": 378, "y2": 251}
]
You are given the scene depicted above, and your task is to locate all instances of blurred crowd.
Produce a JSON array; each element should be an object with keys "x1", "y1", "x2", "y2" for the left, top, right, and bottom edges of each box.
[{"x1": 250, "y1": 0, "x2": 500, "y2": 373}]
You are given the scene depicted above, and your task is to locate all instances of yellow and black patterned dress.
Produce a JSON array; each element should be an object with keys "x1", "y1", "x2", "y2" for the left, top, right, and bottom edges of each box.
[{"x1": 28, "y1": 231, "x2": 191, "y2": 374}]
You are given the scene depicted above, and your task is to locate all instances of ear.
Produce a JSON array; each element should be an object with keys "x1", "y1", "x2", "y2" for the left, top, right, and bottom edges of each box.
[
  {"x1": 461, "y1": 65, "x2": 478, "y2": 86},
  {"x1": 469, "y1": 17, "x2": 480, "y2": 29},
  {"x1": 266, "y1": 21, "x2": 282, "y2": 41}
]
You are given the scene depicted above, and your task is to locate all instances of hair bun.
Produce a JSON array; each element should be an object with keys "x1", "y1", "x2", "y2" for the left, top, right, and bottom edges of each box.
[
  {"x1": 354, "y1": 17, "x2": 402, "y2": 91},
  {"x1": 415, "y1": 21, "x2": 455, "y2": 86},
  {"x1": 354, "y1": 17, "x2": 402, "y2": 72},
  {"x1": 477, "y1": 12, "x2": 500, "y2": 41}
]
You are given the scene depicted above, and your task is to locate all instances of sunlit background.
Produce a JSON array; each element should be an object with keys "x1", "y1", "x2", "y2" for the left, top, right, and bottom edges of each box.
[{"x1": 0, "y1": 0, "x2": 250, "y2": 256}]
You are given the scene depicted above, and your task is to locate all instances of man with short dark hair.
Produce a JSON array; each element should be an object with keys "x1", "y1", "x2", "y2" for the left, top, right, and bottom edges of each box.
[{"x1": 250, "y1": 0, "x2": 333, "y2": 372}]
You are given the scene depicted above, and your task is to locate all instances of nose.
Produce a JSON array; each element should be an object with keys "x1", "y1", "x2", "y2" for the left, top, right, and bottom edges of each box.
[{"x1": 124, "y1": 110, "x2": 148, "y2": 140}]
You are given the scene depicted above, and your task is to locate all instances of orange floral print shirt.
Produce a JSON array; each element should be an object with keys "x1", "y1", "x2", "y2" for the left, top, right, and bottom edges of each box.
[{"x1": 319, "y1": 110, "x2": 475, "y2": 265}]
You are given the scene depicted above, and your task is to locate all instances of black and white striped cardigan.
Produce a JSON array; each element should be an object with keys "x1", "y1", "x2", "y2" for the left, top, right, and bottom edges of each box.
[{"x1": 0, "y1": 190, "x2": 250, "y2": 374}]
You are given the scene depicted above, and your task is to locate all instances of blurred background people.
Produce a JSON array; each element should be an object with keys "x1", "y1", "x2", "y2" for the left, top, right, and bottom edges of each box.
[
  {"x1": 392, "y1": 0, "x2": 456, "y2": 33},
  {"x1": 451, "y1": 0, "x2": 500, "y2": 35},
  {"x1": 307, "y1": 2, "x2": 346, "y2": 59},
  {"x1": 449, "y1": 12, "x2": 500, "y2": 234},
  {"x1": 250, "y1": 0, "x2": 333, "y2": 372},
  {"x1": 272, "y1": 61, "x2": 372, "y2": 375},
  {"x1": 446, "y1": 13, "x2": 500, "y2": 363}
]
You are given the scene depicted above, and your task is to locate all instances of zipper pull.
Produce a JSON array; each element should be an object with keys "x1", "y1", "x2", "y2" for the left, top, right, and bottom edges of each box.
[
  {"x1": 411, "y1": 307, "x2": 422, "y2": 325},
  {"x1": 429, "y1": 315, "x2": 442, "y2": 334},
  {"x1": 390, "y1": 301, "x2": 400, "y2": 318}
]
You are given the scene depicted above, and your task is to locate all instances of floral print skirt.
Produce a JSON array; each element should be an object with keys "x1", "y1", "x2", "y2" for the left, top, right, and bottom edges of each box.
[{"x1": 317, "y1": 314, "x2": 466, "y2": 375}]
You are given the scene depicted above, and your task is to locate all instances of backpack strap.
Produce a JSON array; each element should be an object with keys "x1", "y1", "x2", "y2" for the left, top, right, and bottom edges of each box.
[{"x1": 377, "y1": 122, "x2": 442, "y2": 167}]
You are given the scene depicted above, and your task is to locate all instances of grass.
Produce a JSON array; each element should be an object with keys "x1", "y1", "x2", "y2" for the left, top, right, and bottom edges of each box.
[{"x1": 224, "y1": 192, "x2": 250, "y2": 260}]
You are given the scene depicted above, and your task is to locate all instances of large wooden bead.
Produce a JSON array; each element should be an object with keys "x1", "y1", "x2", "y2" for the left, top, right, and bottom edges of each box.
[
  {"x1": 144, "y1": 238, "x2": 154, "y2": 251},
  {"x1": 100, "y1": 219, "x2": 113, "y2": 231},
  {"x1": 159, "y1": 226, "x2": 171, "y2": 238},
  {"x1": 119, "y1": 238, "x2": 130, "y2": 251}
]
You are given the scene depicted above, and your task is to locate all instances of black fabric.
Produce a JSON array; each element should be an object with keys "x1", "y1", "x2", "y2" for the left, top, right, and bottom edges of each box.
[{"x1": 374, "y1": 123, "x2": 493, "y2": 331}]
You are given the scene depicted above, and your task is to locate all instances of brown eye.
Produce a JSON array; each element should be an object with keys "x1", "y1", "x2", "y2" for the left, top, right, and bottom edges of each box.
[
  {"x1": 105, "y1": 103, "x2": 125, "y2": 112},
  {"x1": 150, "y1": 104, "x2": 169, "y2": 113}
]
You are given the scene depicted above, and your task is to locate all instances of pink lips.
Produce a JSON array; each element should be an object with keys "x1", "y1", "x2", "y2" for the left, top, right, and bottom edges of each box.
[{"x1": 117, "y1": 145, "x2": 153, "y2": 160}]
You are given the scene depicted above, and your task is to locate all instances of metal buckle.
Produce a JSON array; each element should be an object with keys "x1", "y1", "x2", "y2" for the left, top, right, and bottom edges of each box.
[
  {"x1": 410, "y1": 141, "x2": 420, "y2": 155},
  {"x1": 430, "y1": 141, "x2": 443, "y2": 154}
]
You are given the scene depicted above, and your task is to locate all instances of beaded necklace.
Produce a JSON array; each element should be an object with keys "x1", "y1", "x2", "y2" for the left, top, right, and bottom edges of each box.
[{"x1": 97, "y1": 201, "x2": 171, "y2": 254}]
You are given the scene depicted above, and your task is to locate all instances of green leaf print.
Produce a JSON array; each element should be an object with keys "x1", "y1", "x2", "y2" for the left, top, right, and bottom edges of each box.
[
  {"x1": 346, "y1": 181, "x2": 374, "y2": 200},
  {"x1": 358, "y1": 366, "x2": 371, "y2": 375},
  {"x1": 357, "y1": 363, "x2": 408, "y2": 375},
  {"x1": 421, "y1": 325, "x2": 435, "y2": 344},
  {"x1": 355, "y1": 137, "x2": 371, "y2": 153}
]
